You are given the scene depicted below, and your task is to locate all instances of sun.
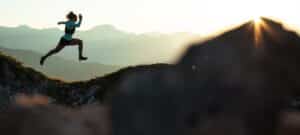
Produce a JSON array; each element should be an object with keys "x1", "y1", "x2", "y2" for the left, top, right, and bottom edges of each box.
[{"x1": 253, "y1": 16, "x2": 262, "y2": 24}]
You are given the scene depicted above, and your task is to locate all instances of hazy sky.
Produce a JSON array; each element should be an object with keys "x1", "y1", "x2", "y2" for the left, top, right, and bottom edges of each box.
[{"x1": 1, "y1": 0, "x2": 300, "y2": 34}]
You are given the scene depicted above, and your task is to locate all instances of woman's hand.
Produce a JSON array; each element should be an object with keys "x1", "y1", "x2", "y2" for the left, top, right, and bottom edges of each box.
[
  {"x1": 79, "y1": 14, "x2": 83, "y2": 20},
  {"x1": 57, "y1": 21, "x2": 65, "y2": 25}
]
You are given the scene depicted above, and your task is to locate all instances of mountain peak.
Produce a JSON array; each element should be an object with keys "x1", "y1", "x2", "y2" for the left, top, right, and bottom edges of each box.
[
  {"x1": 209, "y1": 17, "x2": 299, "y2": 48},
  {"x1": 91, "y1": 24, "x2": 118, "y2": 31},
  {"x1": 243, "y1": 17, "x2": 283, "y2": 27},
  {"x1": 179, "y1": 17, "x2": 300, "y2": 66},
  {"x1": 16, "y1": 25, "x2": 32, "y2": 30}
]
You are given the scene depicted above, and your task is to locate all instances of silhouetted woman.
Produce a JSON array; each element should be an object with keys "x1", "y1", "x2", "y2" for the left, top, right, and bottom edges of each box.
[{"x1": 40, "y1": 11, "x2": 88, "y2": 65}]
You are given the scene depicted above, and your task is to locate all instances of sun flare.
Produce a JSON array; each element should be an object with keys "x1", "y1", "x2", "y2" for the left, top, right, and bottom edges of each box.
[
  {"x1": 253, "y1": 16, "x2": 263, "y2": 47},
  {"x1": 253, "y1": 16, "x2": 262, "y2": 24}
]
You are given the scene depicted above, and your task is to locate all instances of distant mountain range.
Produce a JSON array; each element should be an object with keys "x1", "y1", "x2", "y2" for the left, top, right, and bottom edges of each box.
[
  {"x1": 0, "y1": 25, "x2": 199, "y2": 65},
  {"x1": 0, "y1": 47, "x2": 121, "y2": 81}
]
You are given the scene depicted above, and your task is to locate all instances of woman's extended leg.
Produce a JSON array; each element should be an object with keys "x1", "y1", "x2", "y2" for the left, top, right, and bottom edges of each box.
[
  {"x1": 68, "y1": 38, "x2": 88, "y2": 61},
  {"x1": 40, "y1": 44, "x2": 65, "y2": 65}
]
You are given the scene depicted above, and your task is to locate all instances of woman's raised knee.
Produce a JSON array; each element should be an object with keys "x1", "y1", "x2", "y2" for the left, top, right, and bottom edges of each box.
[{"x1": 78, "y1": 39, "x2": 83, "y2": 45}]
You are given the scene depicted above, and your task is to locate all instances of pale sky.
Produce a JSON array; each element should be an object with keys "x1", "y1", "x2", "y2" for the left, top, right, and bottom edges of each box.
[{"x1": 1, "y1": 0, "x2": 300, "y2": 34}]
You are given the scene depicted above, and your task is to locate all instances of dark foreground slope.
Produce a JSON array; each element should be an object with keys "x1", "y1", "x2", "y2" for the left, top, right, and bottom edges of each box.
[{"x1": 0, "y1": 53, "x2": 58, "y2": 108}]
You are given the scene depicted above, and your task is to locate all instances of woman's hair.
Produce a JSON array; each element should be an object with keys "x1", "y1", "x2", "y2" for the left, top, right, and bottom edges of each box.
[{"x1": 66, "y1": 11, "x2": 77, "y2": 20}]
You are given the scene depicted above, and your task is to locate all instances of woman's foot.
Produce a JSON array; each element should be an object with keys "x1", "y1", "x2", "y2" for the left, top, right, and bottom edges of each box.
[
  {"x1": 40, "y1": 56, "x2": 46, "y2": 66},
  {"x1": 79, "y1": 56, "x2": 88, "y2": 61}
]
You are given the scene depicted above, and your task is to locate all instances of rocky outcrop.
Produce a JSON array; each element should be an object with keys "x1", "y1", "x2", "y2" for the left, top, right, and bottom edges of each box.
[{"x1": 112, "y1": 18, "x2": 300, "y2": 135}]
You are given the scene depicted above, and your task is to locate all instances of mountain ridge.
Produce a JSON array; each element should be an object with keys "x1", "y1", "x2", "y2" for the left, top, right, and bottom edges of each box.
[
  {"x1": 0, "y1": 50, "x2": 172, "y2": 109},
  {"x1": 0, "y1": 47, "x2": 121, "y2": 81},
  {"x1": 0, "y1": 24, "x2": 199, "y2": 65}
]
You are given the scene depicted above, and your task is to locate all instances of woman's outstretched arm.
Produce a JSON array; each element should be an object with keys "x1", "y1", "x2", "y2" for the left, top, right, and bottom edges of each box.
[{"x1": 57, "y1": 21, "x2": 66, "y2": 25}]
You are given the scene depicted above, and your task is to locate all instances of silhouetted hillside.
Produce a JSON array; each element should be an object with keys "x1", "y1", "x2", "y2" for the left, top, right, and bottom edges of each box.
[
  {"x1": 0, "y1": 48, "x2": 121, "y2": 81},
  {"x1": 0, "y1": 51, "x2": 171, "y2": 109}
]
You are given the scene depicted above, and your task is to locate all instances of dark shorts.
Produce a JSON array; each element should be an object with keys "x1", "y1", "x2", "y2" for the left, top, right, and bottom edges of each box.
[{"x1": 58, "y1": 38, "x2": 72, "y2": 46}]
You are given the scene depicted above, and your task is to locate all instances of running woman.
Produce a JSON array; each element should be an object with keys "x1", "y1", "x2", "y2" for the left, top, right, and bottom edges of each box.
[{"x1": 40, "y1": 11, "x2": 88, "y2": 65}]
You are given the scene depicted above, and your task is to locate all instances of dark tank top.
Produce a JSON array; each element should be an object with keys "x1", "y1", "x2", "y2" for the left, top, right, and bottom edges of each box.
[{"x1": 65, "y1": 27, "x2": 76, "y2": 35}]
